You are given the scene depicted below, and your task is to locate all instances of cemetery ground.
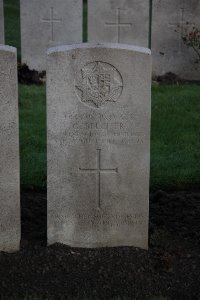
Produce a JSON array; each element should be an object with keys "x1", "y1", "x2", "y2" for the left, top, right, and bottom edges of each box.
[
  {"x1": 1, "y1": 0, "x2": 200, "y2": 299},
  {"x1": 0, "y1": 83, "x2": 199, "y2": 300}
]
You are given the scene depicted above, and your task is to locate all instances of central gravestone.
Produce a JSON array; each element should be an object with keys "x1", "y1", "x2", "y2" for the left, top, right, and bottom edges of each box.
[{"x1": 47, "y1": 44, "x2": 151, "y2": 249}]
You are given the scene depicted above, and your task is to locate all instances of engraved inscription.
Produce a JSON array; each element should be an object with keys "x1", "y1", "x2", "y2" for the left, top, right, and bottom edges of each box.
[
  {"x1": 41, "y1": 7, "x2": 62, "y2": 42},
  {"x1": 79, "y1": 149, "x2": 118, "y2": 209},
  {"x1": 0, "y1": 65, "x2": 15, "y2": 80},
  {"x1": 168, "y1": 7, "x2": 195, "y2": 52},
  {"x1": 105, "y1": 8, "x2": 133, "y2": 43},
  {"x1": 0, "y1": 65, "x2": 16, "y2": 104},
  {"x1": 59, "y1": 109, "x2": 146, "y2": 146},
  {"x1": 54, "y1": 211, "x2": 145, "y2": 228},
  {"x1": 76, "y1": 61, "x2": 123, "y2": 108},
  {"x1": 76, "y1": 213, "x2": 144, "y2": 227}
]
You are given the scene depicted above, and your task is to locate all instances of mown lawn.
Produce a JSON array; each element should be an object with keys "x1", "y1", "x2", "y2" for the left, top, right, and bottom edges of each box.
[
  {"x1": 19, "y1": 85, "x2": 46, "y2": 189},
  {"x1": 4, "y1": 0, "x2": 21, "y2": 59},
  {"x1": 18, "y1": 84, "x2": 200, "y2": 190},
  {"x1": 151, "y1": 84, "x2": 200, "y2": 190}
]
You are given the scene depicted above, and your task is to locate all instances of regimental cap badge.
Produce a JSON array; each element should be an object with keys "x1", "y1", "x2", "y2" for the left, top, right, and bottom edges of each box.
[{"x1": 75, "y1": 61, "x2": 123, "y2": 108}]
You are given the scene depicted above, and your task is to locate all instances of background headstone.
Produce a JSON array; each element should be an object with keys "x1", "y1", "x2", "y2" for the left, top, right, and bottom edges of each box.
[
  {"x1": 88, "y1": 0, "x2": 149, "y2": 48},
  {"x1": 0, "y1": 45, "x2": 20, "y2": 252},
  {"x1": 47, "y1": 43, "x2": 151, "y2": 249},
  {"x1": 152, "y1": 0, "x2": 200, "y2": 80},
  {"x1": 20, "y1": 0, "x2": 82, "y2": 71},
  {"x1": 0, "y1": 0, "x2": 5, "y2": 44}
]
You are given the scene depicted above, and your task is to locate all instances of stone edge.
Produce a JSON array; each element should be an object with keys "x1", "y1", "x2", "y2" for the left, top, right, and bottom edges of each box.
[
  {"x1": 47, "y1": 43, "x2": 151, "y2": 56},
  {"x1": 0, "y1": 44, "x2": 17, "y2": 53}
]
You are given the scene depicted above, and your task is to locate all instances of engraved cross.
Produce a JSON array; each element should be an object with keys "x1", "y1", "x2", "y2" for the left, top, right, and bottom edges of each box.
[
  {"x1": 168, "y1": 7, "x2": 195, "y2": 52},
  {"x1": 41, "y1": 7, "x2": 62, "y2": 42},
  {"x1": 79, "y1": 149, "x2": 118, "y2": 209},
  {"x1": 105, "y1": 8, "x2": 132, "y2": 43}
]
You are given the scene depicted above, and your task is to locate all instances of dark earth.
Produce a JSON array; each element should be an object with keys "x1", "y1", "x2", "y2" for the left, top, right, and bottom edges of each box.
[
  {"x1": 18, "y1": 64, "x2": 46, "y2": 85},
  {"x1": 155, "y1": 72, "x2": 200, "y2": 84},
  {"x1": 0, "y1": 190, "x2": 200, "y2": 300}
]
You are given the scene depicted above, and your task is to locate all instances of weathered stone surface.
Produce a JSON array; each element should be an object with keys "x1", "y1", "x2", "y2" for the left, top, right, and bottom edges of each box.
[
  {"x1": 47, "y1": 44, "x2": 151, "y2": 249},
  {"x1": 0, "y1": 0, "x2": 5, "y2": 44},
  {"x1": 152, "y1": 0, "x2": 200, "y2": 80},
  {"x1": 20, "y1": 0, "x2": 82, "y2": 71},
  {"x1": 88, "y1": 0, "x2": 149, "y2": 48},
  {"x1": 0, "y1": 45, "x2": 20, "y2": 252}
]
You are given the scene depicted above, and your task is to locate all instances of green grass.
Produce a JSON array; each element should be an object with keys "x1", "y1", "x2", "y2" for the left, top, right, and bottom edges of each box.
[
  {"x1": 19, "y1": 85, "x2": 46, "y2": 189},
  {"x1": 18, "y1": 84, "x2": 200, "y2": 190},
  {"x1": 4, "y1": 0, "x2": 21, "y2": 59},
  {"x1": 83, "y1": 1, "x2": 87, "y2": 42},
  {"x1": 151, "y1": 84, "x2": 200, "y2": 190}
]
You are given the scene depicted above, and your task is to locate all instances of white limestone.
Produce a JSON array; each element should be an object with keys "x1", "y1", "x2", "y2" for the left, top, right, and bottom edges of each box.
[
  {"x1": 152, "y1": 0, "x2": 200, "y2": 80},
  {"x1": 47, "y1": 43, "x2": 151, "y2": 249},
  {"x1": 0, "y1": 45, "x2": 20, "y2": 252},
  {"x1": 20, "y1": 0, "x2": 82, "y2": 71},
  {"x1": 88, "y1": 0, "x2": 149, "y2": 48}
]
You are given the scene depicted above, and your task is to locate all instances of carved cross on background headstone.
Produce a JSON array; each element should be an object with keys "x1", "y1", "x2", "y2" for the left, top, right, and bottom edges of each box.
[
  {"x1": 105, "y1": 8, "x2": 133, "y2": 43},
  {"x1": 79, "y1": 149, "x2": 118, "y2": 209},
  {"x1": 41, "y1": 7, "x2": 62, "y2": 42}
]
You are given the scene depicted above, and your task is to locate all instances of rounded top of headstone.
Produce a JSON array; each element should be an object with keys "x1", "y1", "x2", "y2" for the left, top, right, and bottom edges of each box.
[
  {"x1": 0, "y1": 45, "x2": 17, "y2": 53},
  {"x1": 47, "y1": 43, "x2": 151, "y2": 56}
]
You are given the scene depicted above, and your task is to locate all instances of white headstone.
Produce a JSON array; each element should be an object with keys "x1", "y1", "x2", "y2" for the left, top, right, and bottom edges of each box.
[
  {"x1": 0, "y1": 0, "x2": 5, "y2": 44},
  {"x1": 88, "y1": 0, "x2": 149, "y2": 48},
  {"x1": 20, "y1": 0, "x2": 82, "y2": 71},
  {"x1": 47, "y1": 43, "x2": 151, "y2": 249},
  {"x1": 152, "y1": 0, "x2": 200, "y2": 80},
  {"x1": 0, "y1": 45, "x2": 20, "y2": 252}
]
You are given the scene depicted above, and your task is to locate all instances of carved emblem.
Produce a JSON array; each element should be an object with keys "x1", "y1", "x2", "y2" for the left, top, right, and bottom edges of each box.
[{"x1": 75, "y1": 61, "x2": 123, "y2": 108}]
